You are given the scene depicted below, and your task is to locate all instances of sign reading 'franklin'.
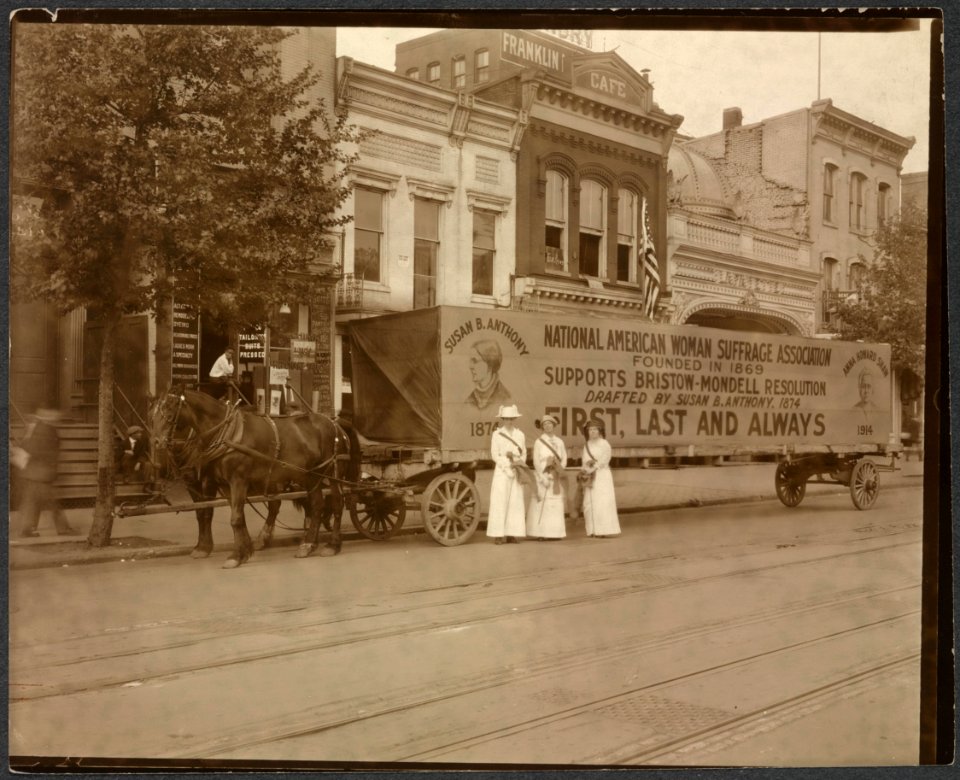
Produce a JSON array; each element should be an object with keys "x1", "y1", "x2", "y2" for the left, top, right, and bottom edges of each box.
[{"x1": 500, "y1": 31, "x2": 571, "y2": 76}]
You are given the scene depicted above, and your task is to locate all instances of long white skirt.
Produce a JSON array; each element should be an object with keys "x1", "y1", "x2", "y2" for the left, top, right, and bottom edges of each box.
[
  {"x1": 582, "y1": 467, "x2": 620, "y2": 536},
  {"x1": 526, "y1": 478, "x2": 567, "y2": 538},
  {"x1": 486, "y1": 470, "x2": 527, "y2": 537}
]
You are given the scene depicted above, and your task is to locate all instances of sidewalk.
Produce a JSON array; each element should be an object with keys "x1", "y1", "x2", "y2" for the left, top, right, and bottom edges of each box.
[{"x1": 8, "y1": 458, "x2": 925, "y2": 571}]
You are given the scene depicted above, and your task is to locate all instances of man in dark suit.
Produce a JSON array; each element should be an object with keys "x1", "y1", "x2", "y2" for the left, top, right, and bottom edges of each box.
[{"x1": 17, "y1": 408, "x2": 77, "y2": 537}]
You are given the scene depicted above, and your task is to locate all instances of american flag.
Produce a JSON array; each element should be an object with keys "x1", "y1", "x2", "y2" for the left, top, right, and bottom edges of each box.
[{"x1": 640, "y1": 197, "x2": 660, "y2": 318}]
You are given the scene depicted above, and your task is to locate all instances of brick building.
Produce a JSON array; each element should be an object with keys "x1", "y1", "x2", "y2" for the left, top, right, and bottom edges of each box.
[
  {"x1": 901, "y1": 171, "x2": 928, "y2": 210},
  {"x1": 677, "y1": 101, "x2": 914, "y2": 333},
  {"x1": 394, "y1": 29, "x2": 683, "y2": 318}
]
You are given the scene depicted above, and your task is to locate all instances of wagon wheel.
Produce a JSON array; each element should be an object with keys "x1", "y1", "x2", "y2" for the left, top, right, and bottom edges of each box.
[
  {"x1": 349, "y1": 490, "x2": 407, "y2": 540},
  {"x1": 421, "y1": 473, "x2": 481, "y2": 546},
  {"x1": 849, "y1": 459, "x2": 880, "y2": 510},
  {"x1": 775, "y1": 462, "x2": 806, "y2": 508}
]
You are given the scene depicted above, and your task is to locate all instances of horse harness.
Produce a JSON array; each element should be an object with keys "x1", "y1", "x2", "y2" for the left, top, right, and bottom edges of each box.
[{"x1": 159, "y1": 393, "x2": 345, "y2": 488}]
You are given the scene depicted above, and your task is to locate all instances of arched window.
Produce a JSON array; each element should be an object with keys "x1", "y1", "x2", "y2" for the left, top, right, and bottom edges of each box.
[
  {"x1": 822, "y1": 163, "x2": 838, "y2": 223},
  {"x1": 822, "y1": 256, "x2": 839, "y2": 324},
  {"x1": 616, "y1": 188, "x2": 638, "y2": 283},
  {"x1": 877, "y1": 182, "x2": 891, "y2": 227},
  {"x1": 848, "y1": 261, "x2": 866, "y2": 290},
  {"x1": 849, "y1": 172, "x2": 867, "y2": 230},
  {"x1": 544, "y1": 170, "x2": 568, "y2": 271},
  {"x1": 579, "y1": 179, "x2": 606, "y2": 277}
]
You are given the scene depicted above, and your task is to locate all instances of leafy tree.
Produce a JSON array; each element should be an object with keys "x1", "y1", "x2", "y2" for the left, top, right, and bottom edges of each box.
[
  {"x1": 11, "y1": 22, "x2": 364, "y2": 546},
  {"x1": 833, "y1": 202, "x2": 928, "y2": 379}
]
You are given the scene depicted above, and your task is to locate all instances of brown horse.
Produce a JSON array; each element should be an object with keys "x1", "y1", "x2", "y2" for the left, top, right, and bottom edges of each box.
[{"x1": 151, "y1": 389, "x2": 360, "y2": 569}]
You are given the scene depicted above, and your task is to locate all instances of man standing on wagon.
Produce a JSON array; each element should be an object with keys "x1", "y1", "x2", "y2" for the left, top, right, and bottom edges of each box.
[
  {"x1": 487, "y1": 404, "x2": 527, "y2": 545},
  {"x1": 208, "y1": 347, "x2": 235, "y2": 400}
]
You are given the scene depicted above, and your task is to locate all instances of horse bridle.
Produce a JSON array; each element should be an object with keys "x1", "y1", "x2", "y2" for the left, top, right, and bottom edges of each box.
[{"x1": 152, "y1": 393, "x2": 189, "y2": 452}]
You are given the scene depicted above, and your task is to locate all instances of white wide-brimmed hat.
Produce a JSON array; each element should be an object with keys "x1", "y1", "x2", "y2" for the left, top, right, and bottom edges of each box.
[{"x1": 497, "y1": 404, "x2": 522, "y2": 419}]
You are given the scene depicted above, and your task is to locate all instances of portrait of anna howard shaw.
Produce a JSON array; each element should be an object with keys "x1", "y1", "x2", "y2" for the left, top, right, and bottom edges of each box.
[
  {"x1": 465, "y1": 340, "x2": 512, "y2": 410},
  {"x1": 853, "y1": 369, "x2": 878, "y2": 411}
]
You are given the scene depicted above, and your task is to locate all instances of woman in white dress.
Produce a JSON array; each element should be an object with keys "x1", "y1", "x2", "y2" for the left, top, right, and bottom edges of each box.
[
  {"x1": 487, "y1": 404, "x2": 527, "y2": 544},
  {"x1": 526, "y1": 414, "x2": 567, "y2": 540},
  {"x1": 579, "y1": 419, "x2": 621, "y2": 538}
]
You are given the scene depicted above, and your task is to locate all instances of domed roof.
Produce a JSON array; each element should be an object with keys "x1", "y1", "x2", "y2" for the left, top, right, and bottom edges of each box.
[{"x1": 667, "y1": 145, "x2": 735, "y2": 219}]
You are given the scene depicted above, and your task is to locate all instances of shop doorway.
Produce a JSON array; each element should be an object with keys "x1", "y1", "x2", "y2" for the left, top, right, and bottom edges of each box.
[{"x1": 199, "y1": 313, "x2": 232, "y2": 394}]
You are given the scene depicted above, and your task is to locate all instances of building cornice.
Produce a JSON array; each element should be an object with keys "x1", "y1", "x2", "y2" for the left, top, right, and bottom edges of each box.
[
  {"x1": 515, "y1": 275, "x2": 647, "y2": 312},
  {"x1": 337, "y1": 56, "x2": 522, "y2": 153},
  {"x1": 533, "y1": 81, "x2": 683, "y2": 140},
  {"x1": 810, "y1": 98, "x2": 915, "y2": 166},
  {"x1": 527, "y1": 121, "x2": 662, "y2": 169}
]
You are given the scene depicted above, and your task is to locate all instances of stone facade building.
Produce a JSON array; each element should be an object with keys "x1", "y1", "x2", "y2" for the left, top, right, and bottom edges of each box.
[
  {"x1": 665, "y1": 141, "x2": 820, "y2": 335},
  {"x1": 332, "y1": 55, "x2": 520, "y2": 410}
]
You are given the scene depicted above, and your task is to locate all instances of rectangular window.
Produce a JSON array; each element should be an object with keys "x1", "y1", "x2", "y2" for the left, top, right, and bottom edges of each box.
[
  {"x1": 850, "y1": 174, "x2": 865, "y2": 230},
  {"x1": 616, "y1": 189, "x2": 637, "y2": 283},
  {"x1": 474, "y1": 49, "x2": 489, "y2": 83},
  {"x1": 472, "y1": 210, "x2": 496, "y2": 296},
  {"x1": 823, "y1": 164, "x2": 835, "y2": 223},
  {"x1": 406, "y1": 67, "x2": 420, "y2": 80},
  {"x1": 544, "y1": 171, "x2": 567, "y2": 270},
  {"x1": 427, "y1": 62, "x2": 440, "y2": 85},
  {"x1": 579, "y1": 180, "x2": 606, "y2": 277},
  {"x1": 452, "y1": 56, "x2": 466, "y2": 88},
  {"x1": 354, "y1": 187, "x2": 383, "y2": 284},
  {"x1": 414, "y1": 198, "x2": 439, "y2": 309}
]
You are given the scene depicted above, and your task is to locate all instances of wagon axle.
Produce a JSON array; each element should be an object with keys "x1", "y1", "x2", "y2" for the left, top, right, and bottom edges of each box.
[{"x1": 775, "y1": 452, "x2": 891, "y2": 510}]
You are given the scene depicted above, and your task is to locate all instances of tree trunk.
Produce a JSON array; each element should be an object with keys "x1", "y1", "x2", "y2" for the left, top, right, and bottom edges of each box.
[{"x1": 88, "y1": 312, "x2": 119, "y2": 547}]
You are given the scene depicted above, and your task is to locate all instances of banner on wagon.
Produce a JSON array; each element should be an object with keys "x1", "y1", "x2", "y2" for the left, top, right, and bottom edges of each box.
[{"x1": 437, "y1": 307, "x2": 891, "y2": 453}]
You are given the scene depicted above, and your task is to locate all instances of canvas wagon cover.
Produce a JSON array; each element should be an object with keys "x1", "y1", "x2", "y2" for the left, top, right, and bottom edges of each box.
[
  {"x1": 349, "y1": 308, "x2": 442, "y2": 447},
  {"x1": 350, "y1": 306, "x2": 893, "y2": 454}
]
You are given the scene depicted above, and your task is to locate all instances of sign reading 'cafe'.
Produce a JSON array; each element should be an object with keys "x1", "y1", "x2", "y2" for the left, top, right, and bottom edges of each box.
[{"x1": 499, "y1": 31, "x2": 646, "y2": 110}]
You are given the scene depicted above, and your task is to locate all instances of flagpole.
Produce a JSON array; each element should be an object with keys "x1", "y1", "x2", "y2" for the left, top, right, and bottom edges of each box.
[{"x1": 817, "y1": 32, "x2": 822, "y2": 101}]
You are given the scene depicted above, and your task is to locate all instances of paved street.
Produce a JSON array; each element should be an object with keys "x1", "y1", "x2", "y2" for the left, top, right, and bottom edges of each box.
[{"x1": 9, "y1": 477, "x2": 923, "y2": 767}]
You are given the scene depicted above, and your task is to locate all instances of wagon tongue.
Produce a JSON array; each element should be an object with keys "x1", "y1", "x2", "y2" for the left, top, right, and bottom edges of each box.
[{"x1": 161, "y1": 480, "x2": 196, "y2": 506}]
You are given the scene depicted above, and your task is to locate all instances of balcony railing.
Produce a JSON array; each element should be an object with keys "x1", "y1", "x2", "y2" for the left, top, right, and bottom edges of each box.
[
  {"x1": 336, "y1": 273, "x2": 364, "y2": 310},
  {"x1": 821, "y1": 289, "x2": 860, "y2": 327},
  {"x1": 669, "y1": 211, "x2": 812, "y2": 269}
]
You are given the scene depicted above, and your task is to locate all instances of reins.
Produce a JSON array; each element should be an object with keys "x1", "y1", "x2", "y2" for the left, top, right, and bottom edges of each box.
[{"x1": 154, "y1": 391, "x2": 346, "y2": 481}]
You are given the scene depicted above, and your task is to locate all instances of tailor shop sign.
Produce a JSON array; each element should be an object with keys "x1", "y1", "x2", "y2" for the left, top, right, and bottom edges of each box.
[{"x1": 436, "y1": 307, "x2": 891, "y2": 452}]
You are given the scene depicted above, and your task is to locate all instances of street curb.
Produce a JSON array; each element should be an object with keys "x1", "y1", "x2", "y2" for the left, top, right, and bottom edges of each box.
[{"x1": 10, "y1": 479, "x2": 923, "y2": 571}]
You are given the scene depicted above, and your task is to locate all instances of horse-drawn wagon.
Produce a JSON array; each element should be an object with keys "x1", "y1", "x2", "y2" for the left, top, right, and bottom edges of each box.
[
  {"x1": 133, "y1": 306, "x2": 900, "y2": 567},
  {"x1": 343, "y1": 306, "x2": 901, "y2": 521}
]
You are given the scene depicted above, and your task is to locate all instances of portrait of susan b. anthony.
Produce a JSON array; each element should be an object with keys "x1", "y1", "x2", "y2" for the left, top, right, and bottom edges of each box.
[{"x1": 466, "y1": 340, "x2": 512, "y2": 410}]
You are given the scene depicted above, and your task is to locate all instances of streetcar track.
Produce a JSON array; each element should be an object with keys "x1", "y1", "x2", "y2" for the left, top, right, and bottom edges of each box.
[
  {"x1": 11, "y1": 539, "x2": 919, "y2": 703},
  {"x1": 594, "y1": 653, "x2": 920, "y2": 765},
  {"x1": 189, "y1": 609, "x2": 920, "y2": 760},
  {"x1": 15, "y1": 533, "x2": 915, "y2": 661},
  {"x1": 155, "y1": 586, "x2": 918, "y2": 758},
  {"x1": 398, "y1": 623, "x2": 919, "y2": 763}
]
